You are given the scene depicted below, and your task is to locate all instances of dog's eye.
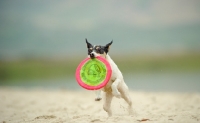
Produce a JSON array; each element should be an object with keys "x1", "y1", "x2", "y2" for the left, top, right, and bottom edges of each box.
[
  {"x1": 96, "y1": 47, "x2": 99, "y2": 50},
  {"x1": 96, "y1": 47, "x2": 101, "y2": 52},
  {"x1": 97, "y1": 48, "x2": 105, "y2": 54}
]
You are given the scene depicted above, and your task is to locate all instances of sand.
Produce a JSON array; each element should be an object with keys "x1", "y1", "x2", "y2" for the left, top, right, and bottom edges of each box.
[{"x1": 0, "y1": 87, "x2": 200, "y2": 123}]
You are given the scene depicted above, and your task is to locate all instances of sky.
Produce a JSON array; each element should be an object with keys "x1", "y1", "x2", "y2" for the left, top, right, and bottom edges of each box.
[{"x1": 0, "y1": 0, "x2": 200, "y2": 60}]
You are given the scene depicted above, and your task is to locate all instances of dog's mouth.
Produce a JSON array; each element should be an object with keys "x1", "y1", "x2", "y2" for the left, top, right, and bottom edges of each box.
[
  {"x1": 89, "y1": 52, "x2": 107, "y2": 59},
  {"x1": 89, "y1": 52, "x2": 105, "y2": 59}
]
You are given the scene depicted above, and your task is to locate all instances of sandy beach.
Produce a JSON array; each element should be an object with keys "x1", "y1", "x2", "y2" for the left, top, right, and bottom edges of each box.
[{"x1": 0, "y1": 87, "x2": 200, "y2": 123}]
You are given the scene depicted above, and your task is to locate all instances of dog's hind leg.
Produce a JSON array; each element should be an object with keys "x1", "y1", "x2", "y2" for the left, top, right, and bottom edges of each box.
[
  {"x1": 111, "y1": 78, "x2": 121, "y2": 98},
  {"x1": 103, "y1": 91, "x2": 113, "y2": 117},
  {"x1": 120, "y1": 83, "x2": 133, "y2": 115}
]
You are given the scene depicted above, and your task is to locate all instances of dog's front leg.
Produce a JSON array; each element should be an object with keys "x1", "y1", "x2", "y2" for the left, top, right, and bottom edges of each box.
[
  {"x1": 95, "y1": 90, "x2": 102, "y2": 101},
  {"x1": 111, "y1": 78, "x2": 121, "y2": 98}
]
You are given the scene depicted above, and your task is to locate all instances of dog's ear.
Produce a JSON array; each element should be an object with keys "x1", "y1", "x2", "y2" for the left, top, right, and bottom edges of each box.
[
  {"x1": 104, "y1": 40, "x2": 113, "y2": 53},
  {"x1": 85, "y1": 38, "x2": 93, "y2": 48}
]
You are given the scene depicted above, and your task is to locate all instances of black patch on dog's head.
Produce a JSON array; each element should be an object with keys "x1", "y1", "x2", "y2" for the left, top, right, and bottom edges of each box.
[{"x1": 93, "y1": 45, "x2": 105, "y2": 54}]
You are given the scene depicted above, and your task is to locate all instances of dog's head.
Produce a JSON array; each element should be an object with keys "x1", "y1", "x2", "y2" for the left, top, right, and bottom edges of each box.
[{"x1": 85, "y1": 38, "x2": 113, "y2": 59}]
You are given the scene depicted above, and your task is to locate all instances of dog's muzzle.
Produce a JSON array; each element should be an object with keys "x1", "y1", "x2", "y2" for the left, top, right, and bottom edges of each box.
[{"x1": 90, "y1": 52, "x2": 95, "y2": 59}]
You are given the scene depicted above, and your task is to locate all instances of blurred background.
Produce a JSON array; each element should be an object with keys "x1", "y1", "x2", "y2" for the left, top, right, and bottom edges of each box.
[{"x1": 0, "y1": 0, "x2": 200, "y2": 92}]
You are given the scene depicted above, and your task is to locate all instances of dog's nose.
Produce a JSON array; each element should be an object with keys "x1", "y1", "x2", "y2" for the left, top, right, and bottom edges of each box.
[{"x1": 90, "y1": 53, "x2": 95, "y2": 59}]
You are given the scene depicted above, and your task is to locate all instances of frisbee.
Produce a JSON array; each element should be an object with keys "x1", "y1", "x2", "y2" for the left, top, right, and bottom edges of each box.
[{"x1": 75, "y1": 56, "x2": 112, "y2": 90}]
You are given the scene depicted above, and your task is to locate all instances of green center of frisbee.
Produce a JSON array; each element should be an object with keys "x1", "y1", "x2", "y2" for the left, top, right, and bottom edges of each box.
[{"x1": 80, "y1": 58, "x2": 107, "y2": 86}]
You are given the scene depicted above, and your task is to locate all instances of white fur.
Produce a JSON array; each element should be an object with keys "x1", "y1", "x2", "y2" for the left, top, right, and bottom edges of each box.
[{"x1": 93, "y1": 54, "x2": 133, "y2": 117}]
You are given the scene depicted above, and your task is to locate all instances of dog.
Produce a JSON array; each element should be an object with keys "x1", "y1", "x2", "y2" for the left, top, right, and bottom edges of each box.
[{"x1": 85, "y1": 39, "x2": 132, "y2": 116}]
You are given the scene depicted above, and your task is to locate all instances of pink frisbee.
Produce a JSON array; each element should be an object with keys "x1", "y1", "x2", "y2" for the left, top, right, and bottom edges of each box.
[{"x1": 75, "y1": 56, "x2": 112, "y2": 90}]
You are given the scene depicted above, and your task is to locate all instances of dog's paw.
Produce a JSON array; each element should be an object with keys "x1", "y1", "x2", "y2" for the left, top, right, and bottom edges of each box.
[
  {"x1": 95, "y1": 97, "x2": 102, "y2": 101},
  {"x1": 112, "y1": 91, "x2": 121, "y2": 98}
]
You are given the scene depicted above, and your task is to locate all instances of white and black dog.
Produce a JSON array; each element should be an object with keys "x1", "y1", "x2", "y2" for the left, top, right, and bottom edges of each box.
[{"x1": 85, "y1": 39, "x2": 132, "y2": 116}]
